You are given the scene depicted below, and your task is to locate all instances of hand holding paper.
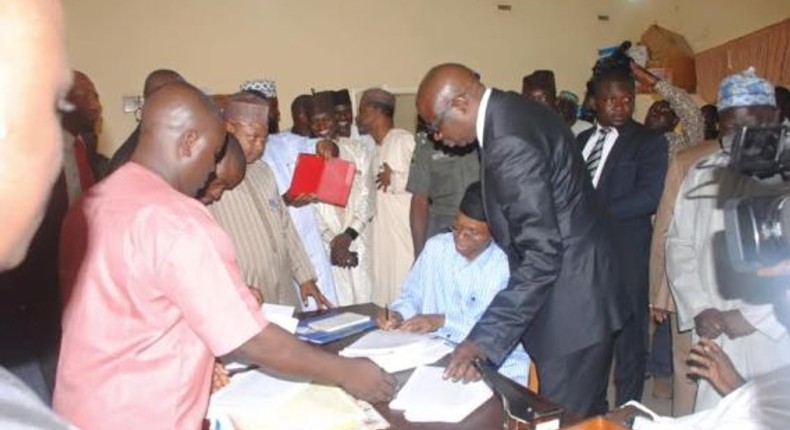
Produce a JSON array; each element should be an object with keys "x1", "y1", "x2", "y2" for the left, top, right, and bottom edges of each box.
[{"x1": 444, "y1": 339, "x2": 485, "y2": 382}]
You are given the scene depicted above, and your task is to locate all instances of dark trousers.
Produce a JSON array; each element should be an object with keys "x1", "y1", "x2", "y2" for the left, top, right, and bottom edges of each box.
[
  {"x1": 647, "y1": 319, "x2": 673, "y2": 378},
  {"x1": 536, "y1": 337, "x2": 614, "y2": 418},
  {"x1": 613, "y1": 308, "x2": 649, "y2": 406}
]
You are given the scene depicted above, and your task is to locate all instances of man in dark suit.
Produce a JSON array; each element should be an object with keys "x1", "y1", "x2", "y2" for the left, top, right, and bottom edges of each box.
[
  {"x1": 577, "y1": 67, "x2": 668, "y2": 406},
  {"x1": 416, "y1": 63, "x2": 625, "y2": 417}
]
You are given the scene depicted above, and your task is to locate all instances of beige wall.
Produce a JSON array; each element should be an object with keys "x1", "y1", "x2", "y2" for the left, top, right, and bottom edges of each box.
[{"x1": 62, "y1": 0, "x2": 790, "y2": 155}]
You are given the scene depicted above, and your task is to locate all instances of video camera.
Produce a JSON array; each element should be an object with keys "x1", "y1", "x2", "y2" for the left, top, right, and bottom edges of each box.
[{"x1": 724, "y1": 125, "x2": 790, "y2": 271}]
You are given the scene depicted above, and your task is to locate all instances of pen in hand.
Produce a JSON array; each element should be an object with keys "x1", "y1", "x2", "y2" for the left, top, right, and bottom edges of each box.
[{"x1": 385, "y1": 305, "x2": 389, "y2": 322}]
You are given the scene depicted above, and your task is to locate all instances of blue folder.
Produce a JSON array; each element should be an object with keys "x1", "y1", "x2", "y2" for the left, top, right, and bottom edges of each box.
[{"x1": 296, "y1": 314, "x2": 377, "y2": 344}]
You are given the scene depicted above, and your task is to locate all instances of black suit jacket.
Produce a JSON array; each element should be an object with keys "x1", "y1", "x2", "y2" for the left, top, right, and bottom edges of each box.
[
  {"x1": 577, "y1": 121, "x2": 668, "y2": 313},
  {"x1": 470, "y1": 89, "x2": 625, "y2": 363}
]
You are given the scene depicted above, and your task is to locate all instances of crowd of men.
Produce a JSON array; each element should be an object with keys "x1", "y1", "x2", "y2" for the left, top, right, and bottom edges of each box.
[{"x1": 1, "y1": 1, "x2": 790, "y2": 429}]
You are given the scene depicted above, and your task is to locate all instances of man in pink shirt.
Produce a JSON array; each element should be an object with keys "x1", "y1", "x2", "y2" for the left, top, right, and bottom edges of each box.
[{"x1": 55, "y1": 82, "x2": 395, "y2": 430}]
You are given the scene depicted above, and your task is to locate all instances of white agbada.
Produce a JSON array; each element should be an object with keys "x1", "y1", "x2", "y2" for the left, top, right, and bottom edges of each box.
[
  {"x1": 632, "y1": 366, "x2": 790, "y2": 430},
  {"x1": 316, "y1": 137, "x2": 376, "y2": 305},
  {"x1": 666, "y1": 151, "x2": 790, "y2": 411},
  {"x1": 262, "y1": 131, "x2": 338, "y2": 309},
  {"x1": 371, "y1": 128, "x2": 415, "y2": 305}
]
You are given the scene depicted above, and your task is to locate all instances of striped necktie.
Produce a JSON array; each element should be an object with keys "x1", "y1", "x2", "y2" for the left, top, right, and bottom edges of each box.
[{"x1": 585, "y1": 127, "x2": 610, "y2": 177}]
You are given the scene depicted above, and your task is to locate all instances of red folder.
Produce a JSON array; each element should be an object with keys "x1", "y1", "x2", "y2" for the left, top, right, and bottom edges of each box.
[{"x1": 287, "y1": 153, "x2": 355, "y2": 207}]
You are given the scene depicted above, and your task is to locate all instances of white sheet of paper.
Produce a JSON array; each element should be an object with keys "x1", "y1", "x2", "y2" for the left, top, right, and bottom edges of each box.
[
  {"x1": 262, "y1": 303, "x2": 298, "y2": 334},
  {"x1": 207, "y1": 369, "x2": 310, "y2": 418},
  {"x1": 390, "y1": 365, "x2": 492, "y2": 423},
  {"x1": 340, "y1": 330, "x2": 452, "y2": 373},
  {"x1": 341, "y1": 329, "x2": 435, "y2": 356},
  {"x1": 208, "y1": 375, "x2": 388, "y2": 430}
]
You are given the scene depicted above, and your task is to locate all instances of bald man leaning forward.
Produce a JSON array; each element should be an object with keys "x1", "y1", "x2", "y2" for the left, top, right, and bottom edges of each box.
[
  {"x1": 54, "y1": 82, "x2": 394, "y2": 430},
  {"x1": 417, "y1": 64, "x2": 624, "y2": 417}
]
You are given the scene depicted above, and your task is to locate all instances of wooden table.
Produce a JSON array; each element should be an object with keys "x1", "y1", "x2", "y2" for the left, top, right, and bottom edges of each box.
[{"x1": 299, "y1": 303, "x2": 584, "y2": 430}]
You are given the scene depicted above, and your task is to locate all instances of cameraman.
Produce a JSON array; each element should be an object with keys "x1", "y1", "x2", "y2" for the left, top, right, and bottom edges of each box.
[
  {"x1": 607, "y1": 258, "x2": 790, "y2": 429},
  {"x1": 665, "y1": 68, "x2": 790, "y2": 412}
]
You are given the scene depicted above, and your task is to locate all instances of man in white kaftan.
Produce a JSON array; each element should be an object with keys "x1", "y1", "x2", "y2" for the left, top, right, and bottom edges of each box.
[{"x1": 357, "y1": 88, "x2": 416, "y2": 305}]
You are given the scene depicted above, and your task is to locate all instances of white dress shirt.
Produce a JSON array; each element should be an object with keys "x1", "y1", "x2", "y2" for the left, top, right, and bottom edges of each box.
[
  {"x1": 582, "y1": 125, "x2": 619, "y2": 188},
  {"x1": 475, "y1": 88, "x2": 493, "y2": 148}
]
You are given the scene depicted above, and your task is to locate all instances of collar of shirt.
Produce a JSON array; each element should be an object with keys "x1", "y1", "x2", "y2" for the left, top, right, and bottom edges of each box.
[
  {"x1": 582, "y1": 125, "x2": 620, "y2": 188},
  {"x1": 475, "y1": 88, "x2": 493, "y2": 148}
]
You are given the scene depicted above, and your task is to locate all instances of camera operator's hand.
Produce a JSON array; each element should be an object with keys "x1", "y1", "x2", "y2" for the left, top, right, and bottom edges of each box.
[
  {"x1": 687, "y1": 338, "x2": 746, "y2": 397},
  {"x1": 721, "y1": 309, "x2": 756, "y2": 339},
  {"x1": 694, "y1": 308, "x2": 725, "y2": 339},
  {"x1": 630, "y1": 61, "x2": 659, "y2": 88}
]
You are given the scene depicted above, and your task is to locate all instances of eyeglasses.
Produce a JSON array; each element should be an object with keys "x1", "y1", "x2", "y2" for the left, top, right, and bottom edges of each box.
[
  {"x1": 450, "y1": 224, "x2": 485, "y2": 240},
  {"x1": 423, "y1": 104, "x2": 452, "y2": 137}
]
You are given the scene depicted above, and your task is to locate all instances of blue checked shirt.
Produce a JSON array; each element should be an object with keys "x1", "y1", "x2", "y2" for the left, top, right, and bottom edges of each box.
[{"x1": 390, "y1": 232, "x2": 530, "y2": 385}]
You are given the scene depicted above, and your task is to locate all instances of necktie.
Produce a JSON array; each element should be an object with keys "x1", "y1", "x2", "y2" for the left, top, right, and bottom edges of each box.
[
  {"x1": 73, "y1": 134, "x2": 96, "y2": 190},
  {"x1": 585, "y1": 127, "x2": 610, "y2": 177}
]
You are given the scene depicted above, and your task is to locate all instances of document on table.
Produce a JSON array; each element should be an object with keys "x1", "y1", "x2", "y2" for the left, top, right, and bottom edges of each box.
[
  {"x1": 390, "y1": 365, "x2": 492, "y2": 423},
  {"x1": 261, "y1": 303, "x2": 299, "y2": 334},
  {"x1": 207, "y1": 369, "x2": 389, "y2": 430},
  {"x1": 339, "y1": 330, "x2": 453, "y2": 373}
]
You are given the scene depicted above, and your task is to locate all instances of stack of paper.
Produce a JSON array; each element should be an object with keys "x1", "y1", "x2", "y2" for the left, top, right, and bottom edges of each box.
[
  {"x1": 390, "y1": 366, "x2": 492, "y2": 423},
  {"x1": 339, "y1": 330, "x2": 453, "y2": 373},
  {"x1": 207, "y1": 369, "x2": 389, "y2": 430}
]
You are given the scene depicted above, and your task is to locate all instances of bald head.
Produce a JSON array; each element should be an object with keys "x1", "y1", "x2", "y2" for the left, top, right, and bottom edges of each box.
[
  {"x1": 224, "y1": 92, "x2": 269, "y2": 162},
  {"x1": 0, "y1": 0, "x2": 71, "y2": 270},
  {"x1": 143, "y1": 69, "x2": 184, "y2": 98},
  {"x1": 133, "y1": 81, "x2": 226, "y2": 197},
  {"x1": 416, "y1": 63, "x2": 484, "y2": 147}
]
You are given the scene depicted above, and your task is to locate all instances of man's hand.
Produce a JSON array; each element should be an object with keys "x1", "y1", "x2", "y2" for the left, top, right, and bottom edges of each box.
[
  {"x1": 283, "y1": 192, "x2": 316, "y2": 208},
  {"x1": 630, "y1": 61, "x2": 659, "y2": 88},
  {"x1": 299, "y1": 280, "x2": 334, "y2": 309},
  {"x1": 375, "y1": 309, "x2": 403, "y2": 330},
  {"x1": 605, "y1": 405, "x2": 652, "y2": 427},
  {"x1": 330, "y1": 233, "x2": 356, "y2": 268},
  {"x1": 211, "y1": 361, "x2": 230, "y2": 393},
  {"x1": 687, "y1": 338, "x2": 746, "y2": 397},
  {"x1": 694, "y1": 308, "x2": 725, "y2": 339},
  {"x1": 721, "y1": 309, "x2": 756, "y2": 339},
  {"x1": 443, "y1": 340, "x2": 485, "y2": 382},
  {"x1": 316, "y1": 139, "x2": 339, "y2": 159},
  {"x1": 376, "y1": 163, "x2": 392, "y2": 192},
  {"x1": 650, "y1": 307, "x2": 671, "y2": 323},
  {"x1": 339, "y1": 358, "x2": 396, "y2": 403},
  {"x1": 401, "y1": 314, "x2": 445, "y2": 333}
]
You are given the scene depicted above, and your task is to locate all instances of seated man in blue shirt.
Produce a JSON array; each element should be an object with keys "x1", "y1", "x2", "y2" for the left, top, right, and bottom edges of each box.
[{"x1": 377, "y1": 182, "x2": 530, "y2": 385}]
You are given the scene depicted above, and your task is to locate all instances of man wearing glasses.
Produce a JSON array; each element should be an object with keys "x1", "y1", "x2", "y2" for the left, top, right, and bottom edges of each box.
[
  {"x1": 376, "y1": 182, "x2": 530, "y2": 386},
  {"x1": 416, "y1": 63, "x2": 624, "y2": 418}
]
